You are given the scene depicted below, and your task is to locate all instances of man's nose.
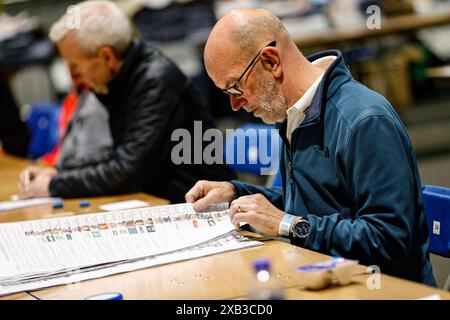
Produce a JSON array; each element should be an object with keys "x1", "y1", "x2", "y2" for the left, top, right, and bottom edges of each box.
[{"x1": 230, "y1": 95, "x2": 247, "y2": 112}]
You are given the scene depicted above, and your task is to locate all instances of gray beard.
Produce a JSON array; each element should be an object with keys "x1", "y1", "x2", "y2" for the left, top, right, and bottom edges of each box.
[{"x1": 256, "y1": 77, "x2": 287, "y2": 124}]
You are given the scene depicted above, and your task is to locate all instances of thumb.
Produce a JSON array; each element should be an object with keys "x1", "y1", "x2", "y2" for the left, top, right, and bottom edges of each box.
[{"x1": 27, "y1": 167, "x2": 42, "y2": 179}]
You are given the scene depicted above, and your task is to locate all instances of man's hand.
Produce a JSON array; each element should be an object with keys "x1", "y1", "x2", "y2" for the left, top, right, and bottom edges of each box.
[
  {"x1": 229, "y1": 193, "x2": 285, "y2": 237},
  {"x1": 185, "y1": 180, "x2": 237, "y2": 211},
  {"x1": 18, "y1": 166, "x2": 57, "y2": 199}
]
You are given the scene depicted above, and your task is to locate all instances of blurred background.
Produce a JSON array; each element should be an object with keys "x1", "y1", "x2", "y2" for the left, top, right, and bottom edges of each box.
[{"x1": 0, "y1": 0, "x2": 449, "y2": 289}]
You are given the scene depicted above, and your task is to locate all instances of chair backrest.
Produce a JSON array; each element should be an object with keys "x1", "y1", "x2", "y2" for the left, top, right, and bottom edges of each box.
[
  {"x1": 24, "y1": 103, "x2": 61, "y2": 159},
  {"x1": 422, "y1": 185, "x2": 450, "y2": 257},
  {"x1": 225, "y1": 123, "x2": 281, "y2": 176},
  {"x1": 271, "y1": 170, "x2": 282, "y2": 188}
]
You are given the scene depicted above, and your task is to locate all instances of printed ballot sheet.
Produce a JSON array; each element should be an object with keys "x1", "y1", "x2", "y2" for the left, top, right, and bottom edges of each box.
[
  {"x1": 0, "y1": 231, "x2": 261, "y2": 296},
  {"x1": 0, "y1": 203, "x2": 263, "y2": 296}
]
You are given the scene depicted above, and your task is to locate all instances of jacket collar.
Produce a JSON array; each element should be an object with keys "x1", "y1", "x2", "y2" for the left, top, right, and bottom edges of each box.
[
  {"x1": 96, "y1": 39, "x2": 143, "y2": 107},
  {"x1": 304, "y1": 49, "x2": 351, "y2": 124},
  {"x1": 276, "y1": 49, "x2": 352, "y2": 131}
]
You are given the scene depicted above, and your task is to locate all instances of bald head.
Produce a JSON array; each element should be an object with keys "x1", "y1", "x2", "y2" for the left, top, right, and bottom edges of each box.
[
  {"x1": 206, "y1": 8, "x2": 288, "y2": 65},
  {"x1": 224, "y1": 8, "x2": 286, "y2": 52},
  {"x1": 204, "y1": 8, "x2": 319, "y2": 123},
  {"x1": 204, "y1": 8, "x2": 298, "y2": 88}
]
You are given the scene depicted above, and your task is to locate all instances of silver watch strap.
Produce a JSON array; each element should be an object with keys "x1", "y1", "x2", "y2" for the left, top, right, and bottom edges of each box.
[{"x1": 279, "y1": 214, "x2": 297, "y2": 237}]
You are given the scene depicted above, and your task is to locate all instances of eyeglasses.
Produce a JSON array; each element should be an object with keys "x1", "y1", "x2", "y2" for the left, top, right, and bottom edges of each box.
[{"x1": 222, "y1": 40, "x2": 276, "y2": 97}]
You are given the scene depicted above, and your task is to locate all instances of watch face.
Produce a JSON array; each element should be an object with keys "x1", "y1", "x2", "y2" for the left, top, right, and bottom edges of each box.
[{"x1": 294, "y1": 220, "x2": 310, "y2": 238}]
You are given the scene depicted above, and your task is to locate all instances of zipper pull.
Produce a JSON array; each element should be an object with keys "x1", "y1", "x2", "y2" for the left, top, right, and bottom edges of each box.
[{"x1": 288, "y1": 161, "x2": 294, "y2": 185}]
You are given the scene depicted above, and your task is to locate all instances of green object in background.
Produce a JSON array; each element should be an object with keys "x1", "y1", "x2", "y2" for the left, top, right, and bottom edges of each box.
[
  {"x1": 410, "y1": 45, "x2": 431, "y2": 85},
  {"x1": 410, "y1": 45, "x2": 448, "y2": 85}
]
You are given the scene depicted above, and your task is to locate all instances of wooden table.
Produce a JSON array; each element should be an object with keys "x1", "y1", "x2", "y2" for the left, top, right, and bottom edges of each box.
[
  {"x1": 1, "y1": 153, "x2": 449, "y2": 300},
  {"x1": 26, "y1": 239, "x2": 450, "y2": 300},
  {"x1": 0, "y1": 153, "x2": 169, "y2": 300},
  {"x1": 0, "y1": 153, "x2": 31, "y2": 201}
]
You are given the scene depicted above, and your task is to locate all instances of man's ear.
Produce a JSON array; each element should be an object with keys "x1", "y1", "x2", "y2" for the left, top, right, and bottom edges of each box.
[
  {"x1": 260, "y1": 48, "x2": 282, "y2": 78},
  {"x1": 98, "y1": 46, "x2": 120, "y2": 70}
]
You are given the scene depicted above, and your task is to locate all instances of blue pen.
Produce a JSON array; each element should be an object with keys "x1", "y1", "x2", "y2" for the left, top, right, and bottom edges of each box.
[
  {"x1": 53, "y1": 200, "x2": 64, "y2": 209},
  {"x1": 79, "y1": 200, "x2": 90, "y2": 208},
  {"x1": 84, "y1": 292, "x2": 123, "y2": 300}
]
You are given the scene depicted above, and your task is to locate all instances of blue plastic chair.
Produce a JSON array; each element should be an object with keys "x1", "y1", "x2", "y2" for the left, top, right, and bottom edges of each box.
[
  {"x1": 225, "y1": 123, "x2": 282, "y2": 178},
  {"x1": 422, "y1": 185, "x2": 450, "y2": 290},
  {"x1": 271, "y1": 170, "x2": 282, "y2": 188},
  {"x1": 423, "y1": 185, "x2": 450, "y2": 257},
  {"x1": 24, "y1": 103, "x2": 61, "y2": 159}
]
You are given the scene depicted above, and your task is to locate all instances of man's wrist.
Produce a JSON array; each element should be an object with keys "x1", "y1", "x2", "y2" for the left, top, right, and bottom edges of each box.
[
  {"x1": 225, "y1": 181, "x2": 238, "y2": 201},
  {"x1": 48, "y1": 176, "x2": 58, "y2": 196}
]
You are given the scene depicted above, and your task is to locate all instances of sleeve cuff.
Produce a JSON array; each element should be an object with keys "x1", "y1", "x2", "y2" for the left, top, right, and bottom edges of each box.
[
  {"x1": 48, "y1": 177, "x2": 59, "y2": 197},
  {"x1": 229, "y1": 180, "x2": 247, "y2": 197},
  {"x1": 302, "y1": 213, "x2": 316, "y2": 249}
]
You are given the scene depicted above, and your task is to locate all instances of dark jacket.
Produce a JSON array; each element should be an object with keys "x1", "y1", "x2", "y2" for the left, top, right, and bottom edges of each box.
[
  {"x1": 50, "y1": 39, "x2": 235, "y2": 202},
  {"x1": 0, "y1": 70, "x2": 30, "y2": 157},
  {"x1": 231, "y1": 50, "x2": 436, "y2": 286}
]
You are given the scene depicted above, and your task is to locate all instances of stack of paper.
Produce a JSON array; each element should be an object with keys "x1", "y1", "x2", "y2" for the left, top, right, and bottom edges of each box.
[
  {"x1": 0, "y1": 197, "x2": 63, "y2": 211},
  {"x1": 0, "y1": 203, "x2": 262, "y2": 296}
]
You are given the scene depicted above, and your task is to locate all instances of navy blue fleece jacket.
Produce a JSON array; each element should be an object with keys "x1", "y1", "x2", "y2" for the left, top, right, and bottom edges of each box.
[{"x1": 231, "y1": 50, "x2": 435, "y2": 286}]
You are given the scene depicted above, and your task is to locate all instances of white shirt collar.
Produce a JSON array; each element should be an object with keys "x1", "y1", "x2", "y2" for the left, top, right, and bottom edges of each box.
[{"x1": 286, "y1": 56, "x2": 336, "y2": 143}]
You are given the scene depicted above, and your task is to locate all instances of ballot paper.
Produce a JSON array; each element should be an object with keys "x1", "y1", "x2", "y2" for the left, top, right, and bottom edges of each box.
[
  {"x1": 98, "y1": 199, "x2": 150, "y2": 211},
  {"x1": 0, "y1": 197, "x2": 63, "y2": 211},
  {"x1": 0, "y1": 231, "x2": 261, "y2": 296},
  {"x1": 0, "y1": 203, "x2": 262, "y2": 296}
]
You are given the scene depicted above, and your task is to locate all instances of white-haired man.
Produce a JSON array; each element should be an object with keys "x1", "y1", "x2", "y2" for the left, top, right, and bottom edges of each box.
[{"x1": 18, "y1": 0, "x2": 235, "y2": 202}]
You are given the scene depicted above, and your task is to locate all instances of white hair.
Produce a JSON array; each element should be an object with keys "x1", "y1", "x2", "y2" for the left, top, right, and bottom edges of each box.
[{"x1": 49, "y1": 0, "x2": 133, "y2": 57}]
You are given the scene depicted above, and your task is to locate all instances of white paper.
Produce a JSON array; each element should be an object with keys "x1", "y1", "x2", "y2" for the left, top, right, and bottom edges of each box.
[
  {"x1": 0, "y1": 198, "x2": 63, "y2": 211},
  {"x1": 98, "y1": 200, "x2": 150, "y2": 211},
  {"x1": 0, "y1": 203, "x2": 263, "y2": 296},
  {"x1": 0, "y1": 231, "x2": 262, "y2": 296}
]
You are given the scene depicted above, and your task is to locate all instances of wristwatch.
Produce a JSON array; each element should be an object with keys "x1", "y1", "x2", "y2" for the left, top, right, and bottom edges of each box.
[{"x1": 289, "y1": 216, "x2": 310, "y2": 247}]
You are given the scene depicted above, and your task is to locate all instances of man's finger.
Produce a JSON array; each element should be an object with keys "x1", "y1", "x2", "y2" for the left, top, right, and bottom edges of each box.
[
  {"x1": 231, "y1": 212, "x2": 252, "y2": 228},
  {"x1": 193, "y1": 190, "x2": 219, "y2": 211},
  {"x1": 229, "y1": 200, "x2": 247, "y2": 221},
  {"x1": 18, "y1": 188, "x2": 33, "y2": 200},
  {"x1": 27, "y1": 166, "x2": 46, "y2": 179},
  {"x1": 185, "y1": 192, "x2": 195, "y2": 203},
  {"x1": 185, "y1": 181, "x2": 207, "y2": 203},
  {"x1": 185, "y1": 186, "x2": 202, "y2": 203},
  {"x1": 18, "y1": 181, "x2": 24, "y2": 194},
  {"x1": 19, "y1": 169, "x2": 31, "y2": 192}
]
